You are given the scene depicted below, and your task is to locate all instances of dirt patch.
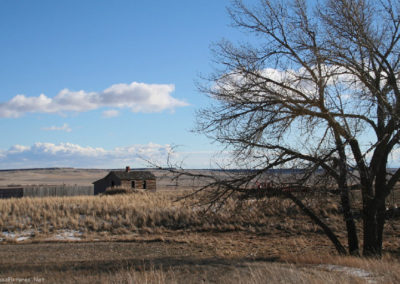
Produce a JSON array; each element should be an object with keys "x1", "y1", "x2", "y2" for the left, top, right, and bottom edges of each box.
[
  {"x1": 0, "y1": 238, "x2": 263, "y2": 283},
  {"x1": 0, "y1": 228, "x2": 399, "y2": 284},
  {"x1": 0, "y1": 236, "x2": 358, "y2": 283}
]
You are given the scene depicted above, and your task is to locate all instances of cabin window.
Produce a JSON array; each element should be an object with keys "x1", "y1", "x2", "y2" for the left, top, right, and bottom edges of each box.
[
  {"x1": 131, "y1": 181, "x2": 136, "y2": 188},
  {"x1": 143, "y1": 180, "x2": 147, "y2": 189}
]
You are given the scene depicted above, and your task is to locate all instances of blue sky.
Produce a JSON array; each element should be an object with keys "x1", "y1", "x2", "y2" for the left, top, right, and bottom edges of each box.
[{"x1": 0, "y1": 0, "x2": 247, "y2": 169}]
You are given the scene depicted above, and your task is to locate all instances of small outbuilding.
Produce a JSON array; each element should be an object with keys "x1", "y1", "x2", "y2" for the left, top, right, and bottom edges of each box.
[
  {"x1": 0, "y1": 187, "x2": 23, "y2": 198},
  {"x1": 93, "y1": 166, "x2": 156, "y2": 195}
]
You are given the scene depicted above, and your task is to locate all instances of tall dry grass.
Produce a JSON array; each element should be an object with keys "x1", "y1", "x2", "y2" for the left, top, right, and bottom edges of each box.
[
  {"x1": 43, "y1": 259, "x2": 398, "y2": 284},
  {"x1": 0, "y1": 191, "x2": 344, "y2": 237}
]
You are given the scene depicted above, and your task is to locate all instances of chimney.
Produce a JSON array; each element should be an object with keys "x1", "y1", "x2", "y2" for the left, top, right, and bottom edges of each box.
[{"x1": 125, "y1": 166, "x2": 130, "y2": 172}]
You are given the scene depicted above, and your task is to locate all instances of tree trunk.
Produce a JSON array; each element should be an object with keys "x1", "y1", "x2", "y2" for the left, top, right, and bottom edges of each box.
[
  {"x1": 340, "y1": 187, "x2": 359, "y2": 255},
  {"x1": 362, "y1": 201, "x2": 381, "y2": 257},
  {"x1": 362, "y1": 161, "x2": 388, "y2": 257},
  {"x1": 377, "y1": 201, "x2": 386, "y2": 254},
  {"x1": 335, "y1": 133, "x2": 359, "y2": 255},
  {"x1": 374, "y1": 162, "x2": 389, "y2": 257}
]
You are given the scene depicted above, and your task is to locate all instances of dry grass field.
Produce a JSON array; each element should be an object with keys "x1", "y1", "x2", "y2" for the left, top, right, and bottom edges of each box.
[{"x1": 0, "y1": 168, "x2": 399, "y2": 283}]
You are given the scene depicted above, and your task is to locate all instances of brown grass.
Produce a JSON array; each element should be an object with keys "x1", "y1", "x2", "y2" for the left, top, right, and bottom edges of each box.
[
  {"x1": 0, "y1": 191, "x2": 347, "y2": 239},
  {"x1": 1, "y1": 191, "x2": 400, "y2": 283},
  {"x1": 6, "y1": 254, "x2": 398, "y2": 283},
  {"x1": 49, "y1": 262, "x2": 370, "y2": 284}
]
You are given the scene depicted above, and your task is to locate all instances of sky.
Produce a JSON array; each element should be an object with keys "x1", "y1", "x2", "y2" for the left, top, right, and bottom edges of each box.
[{"x1": 0, "y1": 0, "x2": 246, "y2": 169}]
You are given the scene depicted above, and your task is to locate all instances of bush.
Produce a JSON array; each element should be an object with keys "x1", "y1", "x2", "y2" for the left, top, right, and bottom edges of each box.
[{"x1": 103, "y1": 186, "x2": 141, "y2": 195}]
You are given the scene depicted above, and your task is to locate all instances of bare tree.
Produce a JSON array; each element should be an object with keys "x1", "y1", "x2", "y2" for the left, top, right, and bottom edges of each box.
[{"x1": 194, "y1": 0, "x2": 400, "y2": 257}]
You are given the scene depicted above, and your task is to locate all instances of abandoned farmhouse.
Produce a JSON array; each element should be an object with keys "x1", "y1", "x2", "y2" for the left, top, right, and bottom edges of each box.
[{"x1": 93, "y1": 167, "x2": 156, "y2": 195}]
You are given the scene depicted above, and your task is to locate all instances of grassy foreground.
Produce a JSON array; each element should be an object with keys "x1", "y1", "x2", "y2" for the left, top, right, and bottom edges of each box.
[
  {"x1": 0, "y1": 192, "x2": 399, "y2": 283},
  {"x1": 0, "y1": 191, "x2": 345, "y2": 236}
]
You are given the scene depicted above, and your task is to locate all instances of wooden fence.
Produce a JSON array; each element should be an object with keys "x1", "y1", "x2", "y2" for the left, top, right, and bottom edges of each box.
[{"x1": 0, "y1": 185, "x2": 93, "y2": 198}]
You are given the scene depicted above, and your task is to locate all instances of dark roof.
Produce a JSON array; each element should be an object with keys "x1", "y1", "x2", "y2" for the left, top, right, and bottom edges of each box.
[
  {"x1": 110, "y1": 170, "x2": 156, "y2": 180},
  {"x1": 92, "y1": 170, "x2": 156, "y2": 184}
]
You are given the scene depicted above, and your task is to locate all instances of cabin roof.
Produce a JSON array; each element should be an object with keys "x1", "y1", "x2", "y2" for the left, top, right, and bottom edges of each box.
[
  {"x1": 93, "y1": 170, "x2": 155, "y2": 184},
  {"x1": 111, "y1": 170, "x2": 156, "y2": 180}
]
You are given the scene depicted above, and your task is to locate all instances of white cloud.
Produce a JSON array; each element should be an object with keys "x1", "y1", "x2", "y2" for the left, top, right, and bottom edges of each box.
[
  {"x1": 0, "y1": 142, "x2": 232, "y2": 169},
  {"x1": 42, "y1": 123, "x2": 72, "y2": 132},
  {"x1": 7, "y1": 144, "x2": 30, "y2": 154},
  {"x1": 0, "y1": 142, "x2": 175, "y2": 169},
  {"x1": 389, "y1": 147, "x2": 400, "y2": 166},
  {"x1": 0, "y1": 82, "x2": 189, "y2": 118},
  {"x1": 102, "y1": 109, "x2": 119, "y2": 118},
  {"x1": 217, "y1": 65, "x2": 368, "y2": 102}
]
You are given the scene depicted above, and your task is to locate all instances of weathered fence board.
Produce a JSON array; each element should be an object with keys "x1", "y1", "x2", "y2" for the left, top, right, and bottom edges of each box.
[{"x1": 22, "y1": 185, "x2": 93, "y2": 197}]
